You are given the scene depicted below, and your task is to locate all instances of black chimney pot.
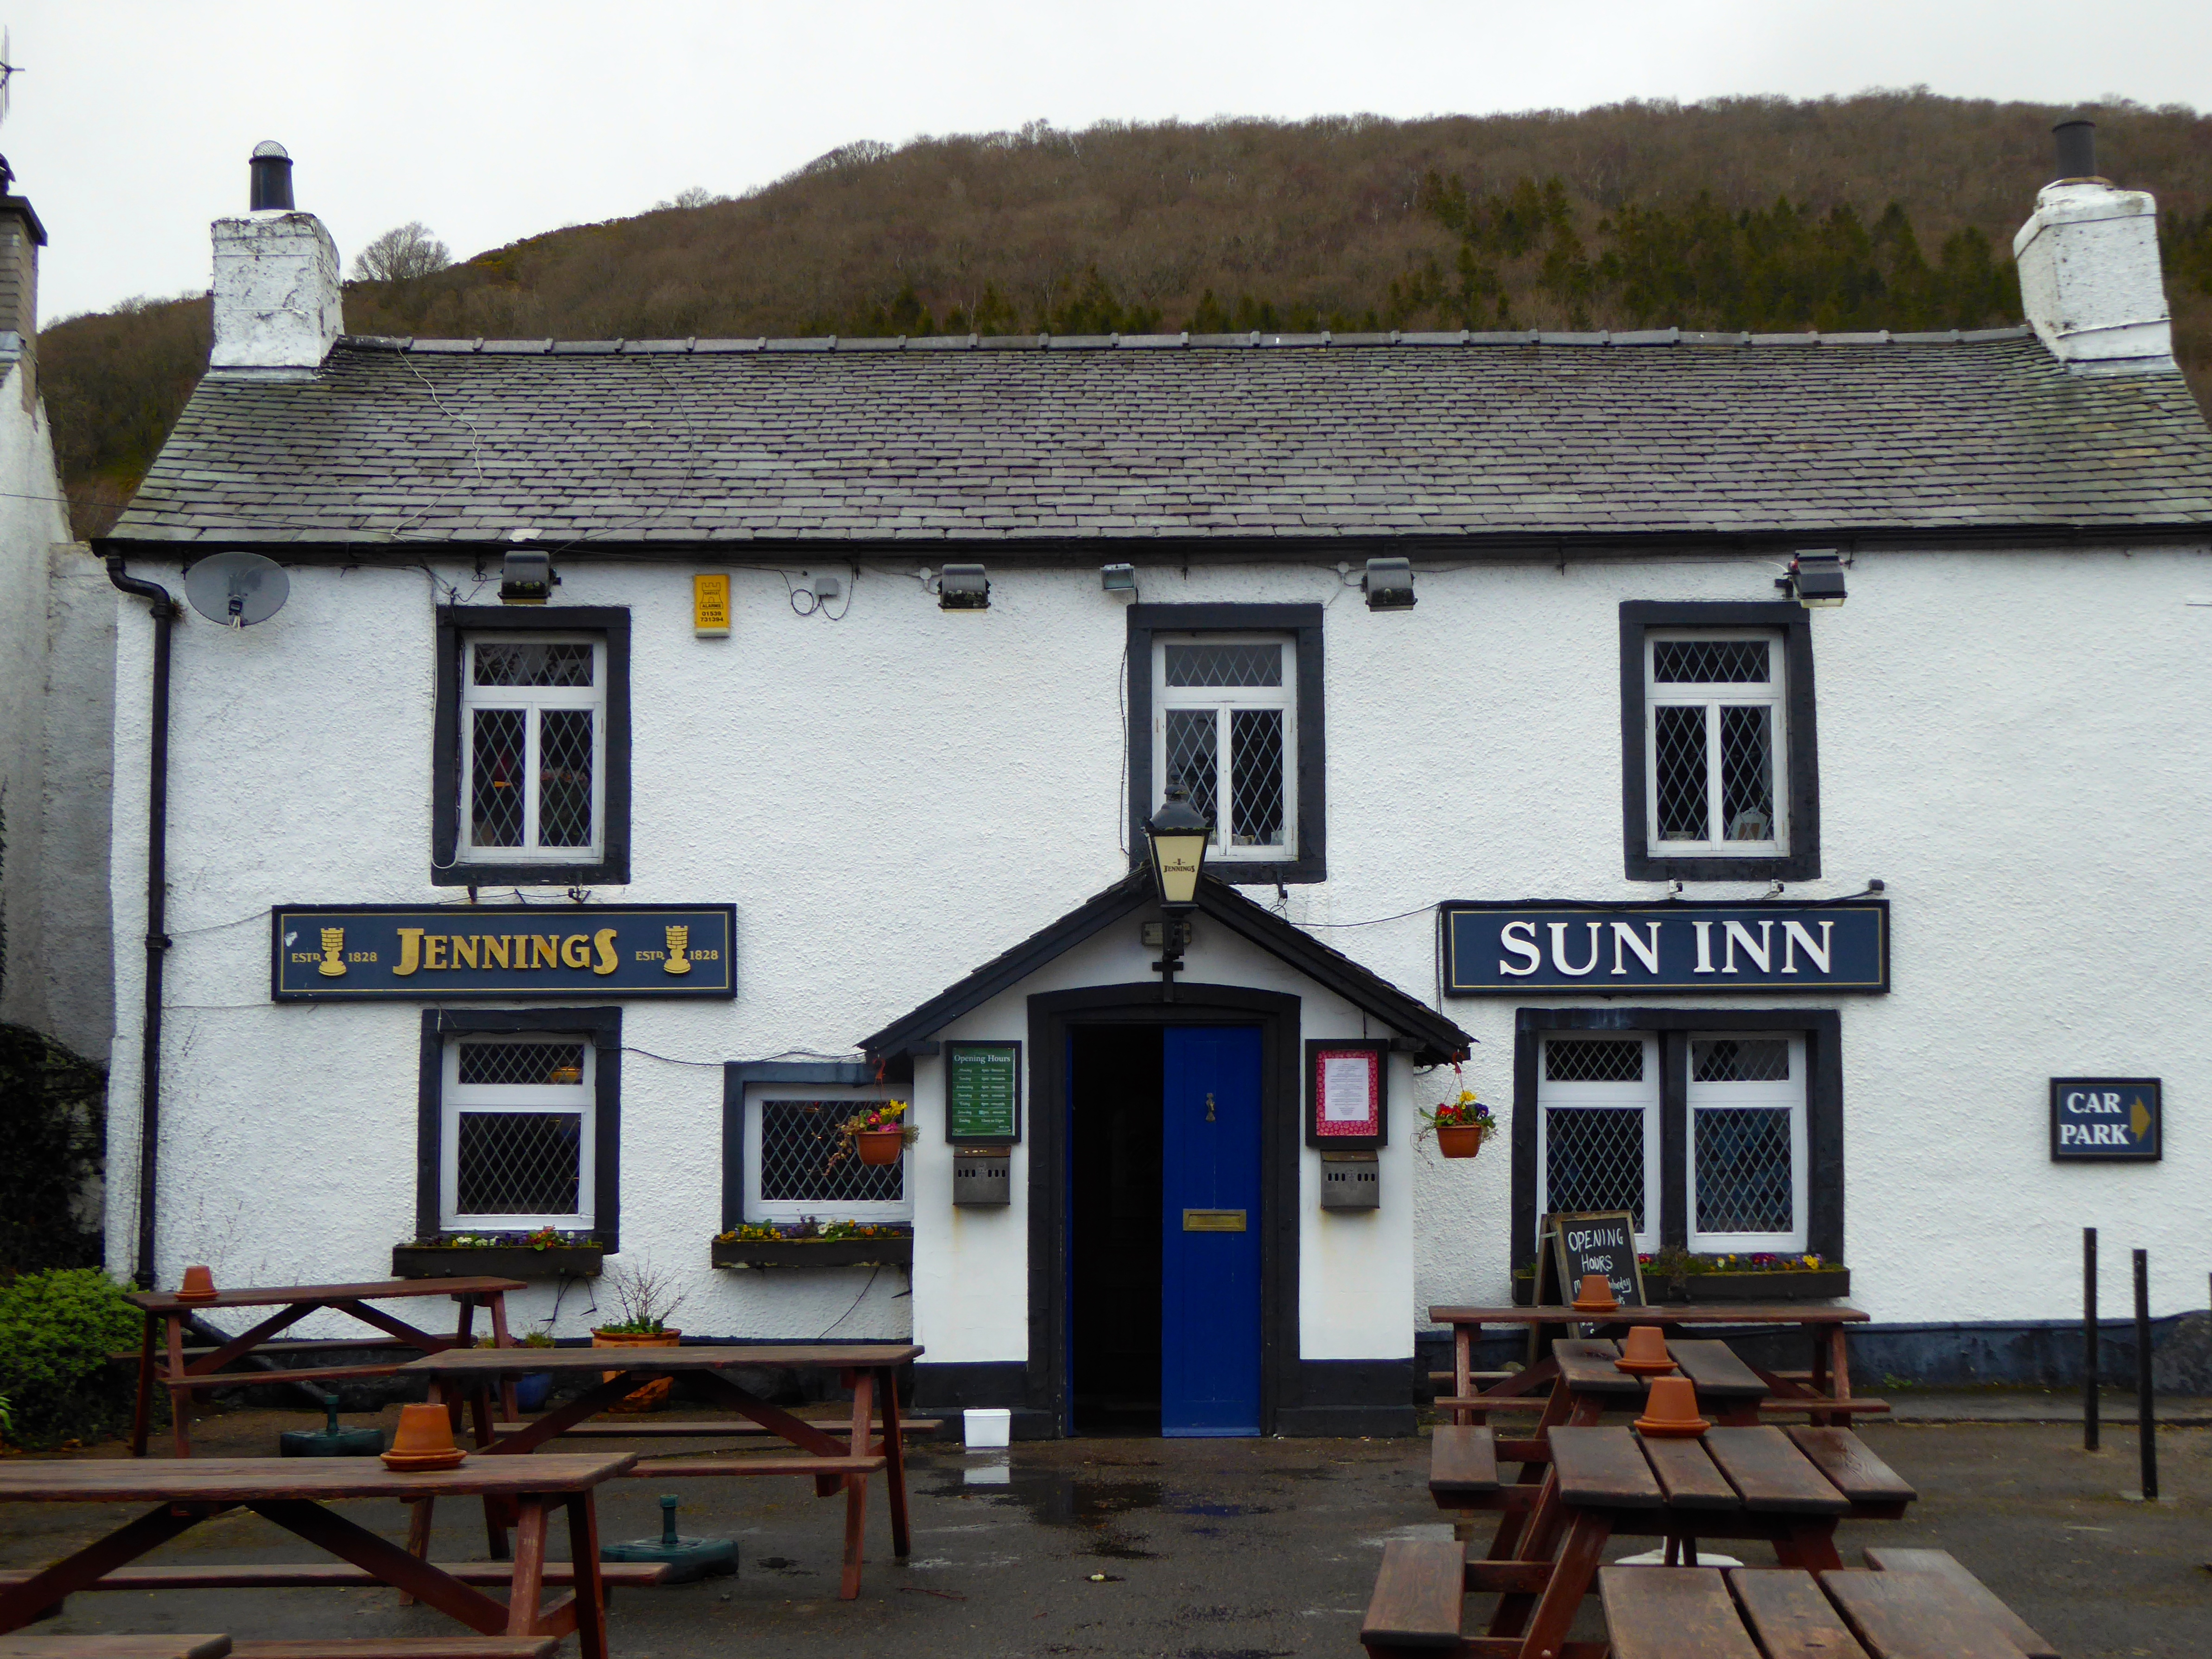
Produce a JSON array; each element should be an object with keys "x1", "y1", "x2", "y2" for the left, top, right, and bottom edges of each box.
[
  {"x1": 2052, "y1": 119, "x2": 2098, "y2": 182},
  {"x1": 249, "y1": 140, "x2": 294, "y2": 211}
]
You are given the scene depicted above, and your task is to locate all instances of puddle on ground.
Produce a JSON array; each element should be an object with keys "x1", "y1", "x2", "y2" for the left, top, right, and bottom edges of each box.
[{"x1": 922, "y1": 1462, "x2": 1169, "y2": 1558}]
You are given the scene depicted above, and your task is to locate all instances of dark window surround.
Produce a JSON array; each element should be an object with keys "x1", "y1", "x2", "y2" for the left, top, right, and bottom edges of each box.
[
  {"x1": 1127, "y1": 604, "x2": 1325, "y2": 886},
  {"x1": 433, "y1": 605, "x2": 633, "y2": 887},
  {"x1": 719, "y1": 1059, "x2": 878, "y2": 1231},
  {"x1": 415, "y1": 1005, "x2": 622, "y2": 1250},
  {"x1": 1620, "y1": 601, "x2": 1820, "y2": 882},
  {"x1": 1509, "y1": 1006, "x2": 1842, "y2": 1272}
]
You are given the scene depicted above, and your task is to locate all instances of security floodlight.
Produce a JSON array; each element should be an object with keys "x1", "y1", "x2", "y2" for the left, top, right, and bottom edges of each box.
[{"x1": 1363, "y1": 556, "x2": 1416, "y2": 611}]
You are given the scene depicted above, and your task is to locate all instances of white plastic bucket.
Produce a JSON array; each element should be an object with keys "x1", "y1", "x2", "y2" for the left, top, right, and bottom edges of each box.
[{"x1": 963, "y1": 1407, "x2": 1012, "y2": 1448}]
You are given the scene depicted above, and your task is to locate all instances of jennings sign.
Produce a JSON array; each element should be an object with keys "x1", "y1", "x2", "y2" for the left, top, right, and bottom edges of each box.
[
  {"x1": 272, "y1": 904, "x2": 736, "y2": 1000},
  {"x1": 1441, "y1": 901, "x2": 1888, "y2": 995}
]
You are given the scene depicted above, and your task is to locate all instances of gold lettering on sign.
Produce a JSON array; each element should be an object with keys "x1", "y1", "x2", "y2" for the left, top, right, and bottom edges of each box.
[
  {"x1": 663, "y1": 925, "x2": 693, "y2": 975},
  {"x1": 482, "y1": 935, "x2": 510, "y2": 970},
  {"x1": 425, "y1": 934, "x2": 449, "y2": 971},
  {"x1": 591, "y1": 928, "x2": 619, "y2": 975},
  {"x1": 451, "y1": 935, "x2": 479, "y2": 970},
  {"x1": 532, "y1": 936, "x2": 560, "y2": 970},
  {"x1": 317, "y1": 928, "x2": 347, "y2": 978},
  {"x1": 392, "y1": 928, "x2": 424, "y2": 976},
  {"x1": 561, "y1": 934, "x2": 591, "y2": 970}
]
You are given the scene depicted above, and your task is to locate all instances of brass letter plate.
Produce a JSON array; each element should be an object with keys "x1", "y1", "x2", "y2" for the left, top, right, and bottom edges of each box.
[{"x1": 1182, "y1": 1208, "x2": 1247, "y2": 1232}]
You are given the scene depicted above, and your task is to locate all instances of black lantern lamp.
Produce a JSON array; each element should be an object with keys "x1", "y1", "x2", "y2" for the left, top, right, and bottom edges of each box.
[{"x1": 1144, "y1": 781, "x2": 1211, "y2": 994}]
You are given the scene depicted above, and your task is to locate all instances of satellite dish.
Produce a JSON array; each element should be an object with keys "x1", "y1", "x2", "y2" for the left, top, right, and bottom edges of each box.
[{"x1": 185, "y1": 551, "x2": 290, "y2": 628}]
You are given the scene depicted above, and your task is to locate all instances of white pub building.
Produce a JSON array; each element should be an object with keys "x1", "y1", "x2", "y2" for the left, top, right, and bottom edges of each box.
[{"x1": 100, "y1": 127, "x2": 2212, "y2": 1436}]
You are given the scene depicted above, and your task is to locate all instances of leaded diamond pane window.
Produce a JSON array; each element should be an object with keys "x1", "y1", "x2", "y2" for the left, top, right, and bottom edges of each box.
[
  {"x1": 1691, "y1": 1038, "x2": 1790, "y2": 1084},
  {"x1": 443, "y1": 1035, "x2": 594, "y2": 1230},
  {"x1": 759, "y1": 1100, "x2": 905, "y2": 1204},
  {"x1": 1545, "y1": 1108, "x2": 1646, "y2": 1229},
  {"x1": 1545, "y1": 1038, "x2": 1645, "y2": 1084},
  {"x1": 1154, "y1": 633, "x2": 1297, "y2": 864},
  {"x1": 457, "y1": 1113, "x2": 582, "y2": 1215},
  {"x1": 460, "y1": 635, "x2": 604, "y2": 864},
  {"x1": 1695, "y1": 1110, "x2": 1792, "y2": 1233},
  {"x1": 1645, "y1": 633, "x2": 1786, "y2": 857}
]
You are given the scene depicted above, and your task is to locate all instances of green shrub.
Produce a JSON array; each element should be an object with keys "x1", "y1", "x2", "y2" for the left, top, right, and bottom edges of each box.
[{"x1": 0, "y1": 1268, "x2": 145, "y2": 1448}]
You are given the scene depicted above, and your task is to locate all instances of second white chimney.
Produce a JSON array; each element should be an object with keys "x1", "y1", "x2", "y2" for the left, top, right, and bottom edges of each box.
[
  {"x1": 208, "y1": 141, "x2": 342, "y2": 379},
  {"x1": 2012, "y1": 120, "x2": 2174, "y2": 374}
]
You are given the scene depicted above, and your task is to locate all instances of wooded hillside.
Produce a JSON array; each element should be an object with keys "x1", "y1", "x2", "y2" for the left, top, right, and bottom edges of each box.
[{"x1": 44, "y1": 90, "x2": 2212, "y2": 539}]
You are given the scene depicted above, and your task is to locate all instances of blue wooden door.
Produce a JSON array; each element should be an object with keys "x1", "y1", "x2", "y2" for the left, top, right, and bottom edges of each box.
[{"x1": 1160, "y1": 1025, "x2": 1264, "y2": 1436}]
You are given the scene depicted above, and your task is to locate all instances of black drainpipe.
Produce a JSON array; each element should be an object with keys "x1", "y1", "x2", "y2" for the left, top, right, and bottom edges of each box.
[{"x1": 106, "y1": 555, "x2": 178, "y2": 1290}]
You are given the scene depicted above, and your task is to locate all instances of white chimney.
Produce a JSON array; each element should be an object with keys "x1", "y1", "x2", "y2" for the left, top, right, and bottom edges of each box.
[
  {"x1": 2012, "y1": 119, "x2": 2174, "y2": 375},
  {"x1": 208, "y1": 142, "x2": 342, "y2": 380}
]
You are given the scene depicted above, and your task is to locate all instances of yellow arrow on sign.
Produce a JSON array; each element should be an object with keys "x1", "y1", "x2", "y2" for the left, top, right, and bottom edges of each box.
[{"x1": 2131, "y1": 1098, "x2": 2152, "y2": 1141}]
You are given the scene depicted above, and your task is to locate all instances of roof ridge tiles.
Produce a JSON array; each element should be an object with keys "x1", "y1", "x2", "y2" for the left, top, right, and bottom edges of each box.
[{"x1": 331, "y1": 323, "x2": 2038, "y2": 356}]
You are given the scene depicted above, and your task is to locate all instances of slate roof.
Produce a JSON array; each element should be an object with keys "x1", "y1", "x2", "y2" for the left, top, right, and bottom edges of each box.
[
  {"x1": 857, "y1": 867, "x2": 1474, "y2": 1065},
  {"x1": 107, "y1": 328, "x2": 2212, "y2": 550}
]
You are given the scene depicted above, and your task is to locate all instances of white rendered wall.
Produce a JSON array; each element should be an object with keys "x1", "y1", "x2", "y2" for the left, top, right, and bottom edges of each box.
[{"x1": 104, "y1": 546, "x2": 2212, "y2": 1341}]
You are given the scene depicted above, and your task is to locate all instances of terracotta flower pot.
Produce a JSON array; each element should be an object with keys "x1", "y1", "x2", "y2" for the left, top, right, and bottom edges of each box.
[
  {"x1": 856, "y1": 1129, "x2": 907, "y2": 1167},
  {"x1": 592, "y1": 1327, "x2": 681, "y2": 1412},
  {"x1": 382, "y1": 1401, "x2": 466, "y2": 1469},
  {"x1": 1615, "y1": 1325, "x2": 1676, "y2": 1375},
  {"x1": 1634, "y1": 1374, "x2": 1710, "y2": 1438},
  {"x1": 1571, "y1": 1272, "x2": 1620, "y2": 1314},
  {"x1": 1436, "y1": 1125, "x2": 1486, "y2": 1159},
  {"x1": 175, "y1": 1265, "x2": 219, "y2": 1304}
]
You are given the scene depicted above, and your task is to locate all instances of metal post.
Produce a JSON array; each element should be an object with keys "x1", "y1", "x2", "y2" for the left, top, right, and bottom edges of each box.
[
  {"x1": 2133, "y1": 1248, "x2": 2155, "y2": 1500},
  {"x1": 2083, "y1": 1227, "x2": 2098, "y2": 1451}
]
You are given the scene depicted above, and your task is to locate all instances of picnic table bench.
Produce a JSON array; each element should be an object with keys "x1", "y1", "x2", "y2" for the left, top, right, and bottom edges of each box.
[
  {"x1": 0, "y1": 1455, "x2": 629, "y2": 1659},
  {"x1": 1430, "y1": 1303, "x2": 1877, "y2": 1428},
  {"x1": 0, "y1": 1642, "x2": 558, "y2": 1659},
  {"x1": 405, "y1": 1342, "x2": 921, "y2": 1600},
  {"x1": 124, "y1": 1278, "x2": 524, "y2": 1458},
  {"x1": 0, "y1": 1640, "x2": 232, "y2": 1659},
  {"x1": 1365, "y1": 1545, "x2": 2049, "y2": 1659}
]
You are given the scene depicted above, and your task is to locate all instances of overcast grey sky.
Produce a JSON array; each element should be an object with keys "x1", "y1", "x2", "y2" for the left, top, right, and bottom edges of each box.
[{"x1": 13, "y1": 0, "x2": 2212, "y2": 322}]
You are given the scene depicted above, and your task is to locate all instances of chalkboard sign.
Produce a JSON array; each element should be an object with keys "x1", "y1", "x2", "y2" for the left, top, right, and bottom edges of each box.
[
  {"x1": 1537, "y1": 1212, "x2": 1647, "y2": 1309},
  {"x1": 946, "y1": 1042, "x2": 1021, "y2": 1144}
]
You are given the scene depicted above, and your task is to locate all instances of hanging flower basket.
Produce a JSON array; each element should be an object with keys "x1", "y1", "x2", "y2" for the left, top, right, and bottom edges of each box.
[
  {"x1": 1436, "y1": 1125, "x2": 1487, "y2": 1159},
  {"x1": 856, "y1": 1129, "x2": 906, "y2": 1166},
  {"x1": 1421, "y1": 1088, "x2": 1498, "y2": 1161}
]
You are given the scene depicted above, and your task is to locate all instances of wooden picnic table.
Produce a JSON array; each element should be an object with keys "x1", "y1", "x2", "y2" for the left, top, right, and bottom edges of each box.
[
  {"x1": 1429, "y1": 1302, "x2": 1872, "y2": 1427},
  {"x1": 125, "y1": 1278, "x2": 525, "y2": 1458},
  {"x1": 403, "y1": 1342, "x2": 922, "y2": 1600},
  {"x1": 1599, "y1": 1562, "x2": 2054, "y2": 1659},
  {"x1": 0, "y1": 1454, "x2": 632, "y2": 1659}
]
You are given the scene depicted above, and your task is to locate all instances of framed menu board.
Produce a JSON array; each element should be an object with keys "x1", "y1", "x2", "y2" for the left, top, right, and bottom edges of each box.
[
  {"x1": 946, "y1": 1041, "x2": 1021, "y2": 1144},
  {"x1": 1304, "y1": 1037, "x2": 1387, "y2": 1149}
]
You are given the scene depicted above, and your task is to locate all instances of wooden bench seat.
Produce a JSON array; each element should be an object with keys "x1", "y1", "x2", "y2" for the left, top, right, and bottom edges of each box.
[
  {"x1": 1820, "y1": 1569, "x2": 2035, "y2": 1659},
  {"x1": 1361, "y1": 1539, "x2": 1603, "y2": 1658},
  {"x1": 491, "y1": 1417, "x2": 939, "y2": 1439},
  {"x1": 1862, "y1": 1547, "x2": 2056, "y2": 1659},
  {"x1": 1599, "y1": 1565, "x2": 1764, "y2": 1659},
  {"x1": 1727, "y1": 1568, "x2": 1871, "y2": 1659},
  {"x1": 1427, "y1": 1425, "x2": 1500, "y2": 1502},
  {"x1": 229, "y1": 1641, "x2": 557, "y2": 1659},
  {"x1": 0, "y1": 1639, "x2": 231, "y2": 1659},
  {"x1": 0, "y1": 1563, "x2": 668, "y2": 1593},
  {"x1": 618, "y1": 1454, "x2": 886, "y2": 1479}
]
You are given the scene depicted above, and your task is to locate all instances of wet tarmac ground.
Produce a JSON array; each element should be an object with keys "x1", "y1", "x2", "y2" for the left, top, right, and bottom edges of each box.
[{"x1": 3, "y1": 1406, "x2": 2208, "y2": 1659}]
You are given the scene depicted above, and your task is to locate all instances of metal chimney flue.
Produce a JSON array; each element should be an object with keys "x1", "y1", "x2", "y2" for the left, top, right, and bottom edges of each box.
[
  {"x1": 2052, "y1": 119, "x2": 2099, "y2": 182},
  {"x1": 248, "y1": 140, "x2": 294, "y2": 210}
]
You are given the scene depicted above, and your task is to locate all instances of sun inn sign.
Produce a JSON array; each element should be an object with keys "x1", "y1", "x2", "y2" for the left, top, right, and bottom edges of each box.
[{"x1": 1440, "y1": 901, "x2": 1889, "y2": 996}]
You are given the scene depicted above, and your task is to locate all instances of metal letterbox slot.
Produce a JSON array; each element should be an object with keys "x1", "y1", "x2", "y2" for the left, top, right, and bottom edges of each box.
[
  {"x1": 1182, "y1": 1209, "x2": 1247, "y2": 1232},
  {"x1": 1320, "y1": 1148, "x2": 1380, "y2": 1210},
  {"x1": 953, "y1": 1150, "x2": 1011, "y2": 1207}
]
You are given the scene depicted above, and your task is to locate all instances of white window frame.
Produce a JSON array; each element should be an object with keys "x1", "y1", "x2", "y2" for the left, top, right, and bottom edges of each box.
[
  {"x1": 458, "y1": 633, "x2": 607, "y2": 866},
  {"x1": 744, "y1": 1084, "x2": 914, "y2": 1224},
  {"x1": 1686, "y1": 1032, "x2": 1808, "y2": 1253},
  {"x1": 1151, "y1": 632, "x2": 1297, "y2": 865},
  {"x1": 1535, "y1": 1033, "x2": 1661, "y2": 1254},
  {"x1": 1644, "y1": 629, "x2": 1788, "y2": 859},
  {"x1": 441, "y1": 1034, "x2": 596, "y2": 1232}
]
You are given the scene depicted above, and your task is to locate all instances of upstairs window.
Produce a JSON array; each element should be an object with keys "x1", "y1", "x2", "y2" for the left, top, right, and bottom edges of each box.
[
  {"x1": 432, "y1": 607, "x2": 631, "y2": 887},
  {"x1": 1620, "y1": 602, "x2": 1819, "y2": 883},
  {"x1": 462, "y1": 635, "x2": 604, "y2": 863},
  {"x1": 1155, "y1": 635, "x2": 1296, "y2": 863}
]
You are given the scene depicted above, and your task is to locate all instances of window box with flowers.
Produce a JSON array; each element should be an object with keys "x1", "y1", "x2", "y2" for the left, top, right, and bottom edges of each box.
[
  {"x1": 392, "y1": 1227, "x2": 605, "y2": 1280},
  {"x1": 1513, "y1": 1250, "x2": 1848, "y2": 1304},
  {"x1": 710, "y1": 1220, "x2": 915, "y2": 1270}
]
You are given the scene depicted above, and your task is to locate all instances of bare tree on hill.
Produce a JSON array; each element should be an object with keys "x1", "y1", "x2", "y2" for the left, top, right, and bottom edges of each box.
[{"x1": 352, "y1": 222, "x2": 451, "y2": 283}]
